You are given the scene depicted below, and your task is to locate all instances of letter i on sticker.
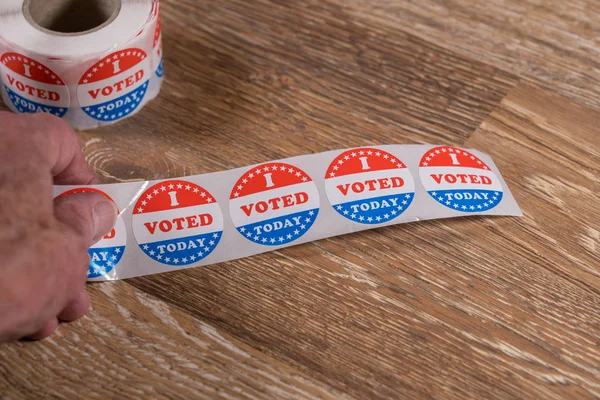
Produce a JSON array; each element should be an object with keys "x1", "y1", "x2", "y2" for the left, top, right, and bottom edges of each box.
[
  {"x1": 325, "y1": 148, "x2": 415, "y2": 224},
  {"x1": 230, "y1": 163, "x2": 320, "y2": 246},
  {"x1": 78, "y1": 48, "x2": 151, "y2": 122},
  {"x1": 56, "y1": 188, "x2": 126, "y2": 279},
  {"x1": 0, "y1": 52, "x2": 69, "y2": 117},
  {"x1": 132, "y1": 180, "x2": 224, "y2": 266},
  {"x1": 419, "y1": 146, "x2": 503, "y2": 212}
]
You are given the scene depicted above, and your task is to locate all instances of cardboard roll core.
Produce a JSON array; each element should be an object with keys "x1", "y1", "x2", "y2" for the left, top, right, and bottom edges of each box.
[{"x1": 24, "y1": 0, "x2": 121, "y2": 35}]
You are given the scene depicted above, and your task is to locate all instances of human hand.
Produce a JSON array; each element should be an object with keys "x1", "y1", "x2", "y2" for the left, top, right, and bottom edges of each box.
[{"x1": 0, "y1": 111, "x2": 117, "y2": 342}]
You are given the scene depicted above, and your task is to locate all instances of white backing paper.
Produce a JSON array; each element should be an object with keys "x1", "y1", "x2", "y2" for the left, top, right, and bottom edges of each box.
[{"x1": 53, "y1": 145, "x2": 522, "y2": 281}]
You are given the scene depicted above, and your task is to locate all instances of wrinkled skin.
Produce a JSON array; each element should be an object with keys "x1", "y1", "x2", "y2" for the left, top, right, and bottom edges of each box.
[{"x1": 0, "y1": 112, "x2": 117, "y2": 342}]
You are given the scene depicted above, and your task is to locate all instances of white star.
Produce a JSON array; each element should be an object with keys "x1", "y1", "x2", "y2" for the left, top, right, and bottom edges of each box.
[
  {"x1": 367, "y1": 217, "x2": 373, "y2": 222},
  {"x1": 115, "y1": 248, "x2": 121, "y2": 254},
  {"x1": 168, "y1": 184, "x2": 174, "y2": 189},
  {"x1": 177, "y1": 183, "x2": 183, "y2": 189},
  {"x1": 213, "y1": 233, "x2": 219, "y2": 239},
  {"x1": 143, "y1": 245, "x2": 149, "y2": 250},
  {"x1": 182, "y1": 257, "x2": 188, "y2": 263},
  {"x1": 185, "y1": 185, "x2": 191, "y2": 190},
  {"x1": 153, "y1": 189, "x2": 159, "y2": 195},
  {"x1": 161, "y1": 186, "x2": 167, "y2": 191},
  {"x1": 149, "y1": 250, "x2": 155, "y2": 255}
]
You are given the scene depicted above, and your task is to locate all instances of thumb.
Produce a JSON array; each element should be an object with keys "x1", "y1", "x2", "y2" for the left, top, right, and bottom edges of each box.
[{"x1": 53, "y1": 193, "x2": 118, "y2": 246}]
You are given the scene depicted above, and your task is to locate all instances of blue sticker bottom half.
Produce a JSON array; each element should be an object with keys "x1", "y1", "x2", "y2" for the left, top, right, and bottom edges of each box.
[
  {"x1": 333, "y1": 193, "x2": 414, "y2": 225},
  {"x1": 83, "y1": 80, "x2": 149, "y2": 121},
  {"x1": 428, "y1": 189, "x2": 503, "y2": 212},
  {"x1": 155, "y1": 58, "x2": 164, "y2": 77},
  {"x1": 139, "y1": 231, "x2": 222, "y2": 266},
  {"x1": 5, "y1": 86, "x2": 68, "y2": 118},
  {"x1": 88, "y1": 245, "x2": 125, "y2": 278},
  {"x1": 237, "y1": 208, "x2": 319, "y2": 246}
]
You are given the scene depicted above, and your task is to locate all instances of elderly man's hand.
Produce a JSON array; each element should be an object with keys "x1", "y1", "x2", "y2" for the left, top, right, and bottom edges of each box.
[{"x1": 0, "y1": 112, "x2": 117, "y2": 342}]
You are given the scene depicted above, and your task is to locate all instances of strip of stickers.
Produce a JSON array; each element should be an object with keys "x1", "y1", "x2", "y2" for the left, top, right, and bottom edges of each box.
[{"x1": 53, "y1": 145, "x2": 522, "y2": 281}]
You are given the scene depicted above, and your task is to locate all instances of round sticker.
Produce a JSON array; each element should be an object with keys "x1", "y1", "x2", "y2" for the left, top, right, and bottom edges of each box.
[
  {"x1": 229, "y1": 163, "x2": 320, "y2": 246},
  {"x1": 325, "y1": 148, "x2": 414, "y2": 224},
  {"x1": 132, "y1": 180, "x2": 223, "y2": 266},
  {"x1": 419, "y1": 146, "x2": 503, "y2": 212},
  {"x1": 56, "y1": 188, "x2": 126, "y2": 279},
  {"x1": 153, "y1": 15, "x2": 164, "y2": 78},
  {"x1": 78, "y1": 48, "x2": 151, "y2": 122},
  {"x1": 0, "y1": 52, "x2": 69, "y2": 117}
]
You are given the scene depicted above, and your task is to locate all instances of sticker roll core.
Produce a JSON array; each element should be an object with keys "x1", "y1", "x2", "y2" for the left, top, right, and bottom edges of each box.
[
  {"x1": 53, "y1": 144, "x2": 523, "y2": 282},
  {"x1": 0, "y1": 0, "x2": 163, "y2": 130}
]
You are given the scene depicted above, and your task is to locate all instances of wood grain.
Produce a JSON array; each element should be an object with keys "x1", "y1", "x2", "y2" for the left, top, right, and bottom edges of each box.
[
  {"x1": 0, "y1": 282, "x2": 352, "y2": 400},
  {"x1": 127, "y1": 83, "x2": 600, "y2": 399},
  {"x1": 332, "y1": 0, "x2": 600, "y2": 110},
  {"x1": 1, "y1": 0, "x2": 599, "y2": 399},
  {"x1": 76, "y1": 0, "x2": 516, "y2": 183}
]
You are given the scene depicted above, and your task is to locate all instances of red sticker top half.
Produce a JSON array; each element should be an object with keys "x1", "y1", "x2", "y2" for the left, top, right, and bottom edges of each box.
[
  {"x1": 1, "y1": 53, "x2": 65, "y2": 85},
  {"x1": 230, "y1": 162, "x2": 313, "y2": 199},
  {"x1": 78, "y1": 49, "x2": 148, "y2": 85},
  {"x1": 325, "y1": 148, "x2": 406, "y2": 179},
  {"x1": 133, "y1": 180, "x2": 216, "y2": 214},
  {"x1": 419, "y1": 146, "x2": 490, "y2": 170}
]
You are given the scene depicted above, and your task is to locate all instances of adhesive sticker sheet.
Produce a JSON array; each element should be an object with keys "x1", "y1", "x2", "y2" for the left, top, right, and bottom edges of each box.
[
  {"x1": 0, "y1": 0, "x2": 163, "y2": 130},
  {"x1": 53, "y1": 145, "x2": 522, "y2": 281}
]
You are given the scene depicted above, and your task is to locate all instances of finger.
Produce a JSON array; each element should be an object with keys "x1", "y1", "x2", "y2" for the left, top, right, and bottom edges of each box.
[
  {"x1": 54, "y1": 192, "x2": 118, "y2": 246},
  {"x1": 16, "y1": 113, "x2": 98, "y2": 185},
  {"x1": 58, "y1": 290, "x2": 91, "y2": 322},
  {"x1": 41, "y1": 115, "x2": 99, "y2": 185},
  {"x1": 25, "y1": 318, "x2": 58, "y2": 341}
]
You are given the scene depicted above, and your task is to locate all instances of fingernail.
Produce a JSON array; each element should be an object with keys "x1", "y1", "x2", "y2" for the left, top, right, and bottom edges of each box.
[{"x1": 92, "y1": 200, "x2": 118, "y2": 243}]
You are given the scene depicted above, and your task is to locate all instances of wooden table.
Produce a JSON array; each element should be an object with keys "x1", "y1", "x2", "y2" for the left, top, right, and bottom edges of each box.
[{"x1": 2, "y1": 1, "x2": 599, "y2": 398}]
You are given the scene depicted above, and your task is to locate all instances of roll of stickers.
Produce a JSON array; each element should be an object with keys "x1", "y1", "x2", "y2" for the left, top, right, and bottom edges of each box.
[
  {"x1": 53, "y1": 145, "x2": 522, "y2": 281},
  {"x1": 0, "y1": 0, "x2": 163, "y2": 130}
]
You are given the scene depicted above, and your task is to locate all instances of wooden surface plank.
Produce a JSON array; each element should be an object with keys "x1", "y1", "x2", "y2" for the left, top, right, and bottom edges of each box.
[
  {"x1": 0, "y1": 282, "x2": 352, "y2": 400},
  {"x1": 332, "y1": 0, "x2": 600, "y2": 110},
  {"x1": 76, "y1": 0, "x2": 516, "y2": 183},
  {"x1": 127, "y1": 83, "x2": 600, "y2": 399},
  {"x1": 1, "y1": 0, "x2": 599, "y2": 399}
]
